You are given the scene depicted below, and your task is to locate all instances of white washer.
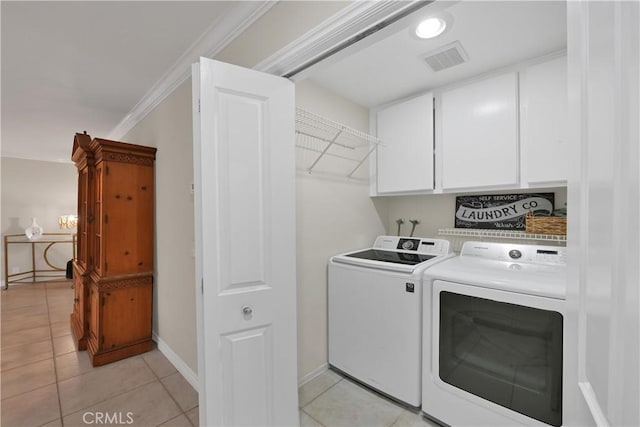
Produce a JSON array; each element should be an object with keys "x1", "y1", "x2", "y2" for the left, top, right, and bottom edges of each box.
[
  {"x1": 422, "y1": 241, "x2": 566, "y2": 427},
  {"x1": 328, "y1": 235, "x2": 452, "y2": 407}
]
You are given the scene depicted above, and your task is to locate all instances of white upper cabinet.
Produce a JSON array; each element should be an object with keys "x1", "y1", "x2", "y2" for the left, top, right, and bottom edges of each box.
[
  {"x1": 519, "y1": 55, "x2": 568, "y2": 185},
  {"x1": 369, "y1": 56, "x2": 567, "y2": 196},
  {"x1": 375, "y1": 92, "x2": 434, "y2": 194},
  {"x1": 438, "y1": 72, "x2": 519, "y2": 190}
]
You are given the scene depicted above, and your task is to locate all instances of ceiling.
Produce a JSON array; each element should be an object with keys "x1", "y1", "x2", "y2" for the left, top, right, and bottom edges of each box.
[
  {"x1": 1, "y1": 1, "x2": 243, "y2": 163},
  {"x1": 309, "y1": 0, "x2": 567, "y2": 108},
  {"x1": 1, "y1": 1, "x2": 567, "y2": 163}
]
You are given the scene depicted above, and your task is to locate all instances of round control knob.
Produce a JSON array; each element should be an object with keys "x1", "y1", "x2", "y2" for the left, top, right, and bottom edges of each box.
[
  {"x1": 242, "y1": 306, "x2": 253, "y2": 316},
  {"x1": 508, "y1": 249, "x2": 522, "y2": 259},
  {"x1": 402, "y1": 241, "x2": 415, "y2": 250}
]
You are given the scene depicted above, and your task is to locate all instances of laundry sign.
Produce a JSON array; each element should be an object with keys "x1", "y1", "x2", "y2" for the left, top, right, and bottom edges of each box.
[{"x1": 455, "y1": 193, "x2": 555, "y2": 230}]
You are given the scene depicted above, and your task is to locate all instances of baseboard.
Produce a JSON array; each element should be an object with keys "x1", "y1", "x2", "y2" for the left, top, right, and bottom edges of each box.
[
  {"x1": 153, "y1": 332, "x2": 199, "y2": 392},
  {"x1": 152, "y1": 333, "x2": 328, "y2": 392},
  {"x1": 298, "y1": 363, "x2": 329, "y2": 388}
]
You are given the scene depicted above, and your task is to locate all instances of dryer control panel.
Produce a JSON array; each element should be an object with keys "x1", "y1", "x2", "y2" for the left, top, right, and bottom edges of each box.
[
  {"x1": 461, "y1": 241, "x2": 566, "y2": 265},
  {"x1": 373, "y1": 236, "x2": 451, "y2": 256}
]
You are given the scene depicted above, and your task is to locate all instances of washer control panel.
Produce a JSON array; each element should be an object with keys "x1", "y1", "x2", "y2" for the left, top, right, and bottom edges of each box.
[{"x1": 373, "y1": 236, "x2": 451, "y2": 256}]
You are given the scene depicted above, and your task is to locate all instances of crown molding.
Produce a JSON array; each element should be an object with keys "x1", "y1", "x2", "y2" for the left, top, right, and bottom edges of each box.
[
  {"x1": 1, "y1": 152, "x2": 74, "y2": 164},
  {"x1": 254, "y1": 0, "x2": 427, "y2": 79},
  {"x1": 108, "y1": 0, "x2": 428, "y2": 141},
  {"x1": 108, "y1": 1, "x2": 276, "y2": 141}
]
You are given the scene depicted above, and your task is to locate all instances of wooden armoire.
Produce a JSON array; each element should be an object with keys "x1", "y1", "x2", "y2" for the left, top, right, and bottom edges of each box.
[{"x1": 70, "y1": 133, "x2": 157, "y2": 366}]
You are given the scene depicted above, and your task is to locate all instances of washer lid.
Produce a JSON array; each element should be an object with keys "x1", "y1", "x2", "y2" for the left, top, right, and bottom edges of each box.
[
  {"x1": 332, "y1": 251, "x2": 450, "y2": 273},
  {"x1": 330, "y1": 236, "x2": 452, "y2": 273},
  {"x1": 424, "y1": 256, "x2": 567, "y2": 300},
  {"x1": 344, "y1": 249, "x2": 436, "y2": 265}
]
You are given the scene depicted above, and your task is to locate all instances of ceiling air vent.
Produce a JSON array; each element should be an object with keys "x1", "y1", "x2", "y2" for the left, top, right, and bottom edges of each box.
[{"x1": 421, "y1": 41, "x2": 469, "y2": 72}]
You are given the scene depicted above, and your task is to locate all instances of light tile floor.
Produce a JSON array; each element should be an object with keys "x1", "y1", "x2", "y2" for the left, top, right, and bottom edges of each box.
[
  {"x1": 2, "y1": 281, "x2": 440, "y2": 427},
  {"x1": 298, "y1": 370, "x2": 440, "y2": 427},
  {"x1": 1, "y1": 281, "x2": 198, "y2": 427}
]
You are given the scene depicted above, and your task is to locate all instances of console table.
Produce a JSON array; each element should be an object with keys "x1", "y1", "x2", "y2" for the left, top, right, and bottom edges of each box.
[{"x1": 3, "y1": 233, "x2": 76, "y2": 289}]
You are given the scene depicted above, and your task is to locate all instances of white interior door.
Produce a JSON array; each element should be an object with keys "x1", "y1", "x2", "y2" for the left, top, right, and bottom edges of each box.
[
  {"x1": 567, "y1": 1, "x2": 640, "y2": 426},
  {"x1": 192, "y1": 57, "x2": 298, "y2": 426}
]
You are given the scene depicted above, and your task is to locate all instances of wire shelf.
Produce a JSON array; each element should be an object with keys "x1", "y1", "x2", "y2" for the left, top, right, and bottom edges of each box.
[
  {"x1": 438, "y1": 228, "x2": 566, "y2": 242},
  {"x1": 295, "y1": 108, "x2": 381, "y2": 178},
  {"x1": 438, "y1": 228, "x2": 566, "y2": 252}
]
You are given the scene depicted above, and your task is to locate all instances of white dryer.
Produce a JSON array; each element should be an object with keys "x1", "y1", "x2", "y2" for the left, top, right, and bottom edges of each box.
[
  {"x1": 328, "y1": 235, "x2": 452, "y2": 407},
  {"x1": 422, "y1": 241, "x2": 567, "y2": 427}
]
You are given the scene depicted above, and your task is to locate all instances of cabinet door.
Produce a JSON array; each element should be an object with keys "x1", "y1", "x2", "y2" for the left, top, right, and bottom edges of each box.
[
  {"x1": 94, "y1": 164, "x2": 104, "y2": 276},
  {"x1": 102, "y1": 162, "x2": 154, "y2": 276},
  {"x1": 101, "y1": 282, "x2": 152, "y2": 350},
  {"x1": 72, "y1": 273, "x2": 84, "y2": 326},
  {"x1": 88, "y1": 283, "x2": 100, "y2": 347},
  {"x1": 439, "y1": 73, "x2": 519, "y2": 190},
  {"x1": 520, "y1": 56, "x2": 568, "y2": 184},
  {"x1": 376, "y1": 93, "x2": 434, "y2": 193},
  {"x1": 77, "y1": 168, "x2": 89, "y2": 269}
]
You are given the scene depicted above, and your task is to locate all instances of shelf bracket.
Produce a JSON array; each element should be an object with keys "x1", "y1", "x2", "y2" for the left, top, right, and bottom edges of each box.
[
  {"x1": 347, "y1": 143, "x2": 378, "y2": 178},
  {"x1": 307, "y1": 128, "x2": 344, "y2": 173}
]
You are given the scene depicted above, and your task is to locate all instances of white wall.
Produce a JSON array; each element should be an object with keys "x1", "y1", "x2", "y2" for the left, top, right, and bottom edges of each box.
[
  {"x1": 1, "y1": 157, "x2": 77, "y2": 287},
  {"x1": 120, "y1": 60, "x2": 389, "y2": 385},
  {"x1": 295, "y1": 79, "x2": 388, "y2": 381},
  {"x1": 123, "y1": 80, "x2": 197, "y2": 376},
  {"x1": 118, "y1": 1, "x2": 353, "y2": 384},
  {"x1": 383, "y1": 187, "x2": 567, "y2": 250},
  {"x1": 216, "y1": 1, "x2": 349, "y2": 68}
]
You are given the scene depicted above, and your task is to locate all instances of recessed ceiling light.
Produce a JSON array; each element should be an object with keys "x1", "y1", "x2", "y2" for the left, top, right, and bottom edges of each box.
[{"x1": 415, "y1": 17, "x2": 447, "y2": 39}]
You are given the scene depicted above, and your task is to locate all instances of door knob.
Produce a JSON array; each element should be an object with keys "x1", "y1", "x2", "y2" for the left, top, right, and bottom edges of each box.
[{"x1": 242, "y1": 306, "x2": 253, "y2": 316}]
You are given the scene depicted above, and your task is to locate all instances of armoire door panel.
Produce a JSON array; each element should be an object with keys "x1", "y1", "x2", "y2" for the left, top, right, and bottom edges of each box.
[
  {"x1": 101, "y1": 282, "x2": 152, "y2": 349},
  {"x1": 77, "y1": 169, "x2": 89, "y2": 267},
  {"x1": 102, "y1": 162, "x2": 154, "y2": 275},
  {"x1": 89, "y1": 284, "x2": 99, "y2": 343},
  {"x1": 94, "y1": 164, "x2": 104, "y2": 276}
]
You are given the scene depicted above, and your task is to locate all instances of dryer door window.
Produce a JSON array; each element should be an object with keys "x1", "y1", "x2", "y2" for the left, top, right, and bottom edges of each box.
[{"x1": 439, "y1": 291, "x2": 563, "y2": 427}]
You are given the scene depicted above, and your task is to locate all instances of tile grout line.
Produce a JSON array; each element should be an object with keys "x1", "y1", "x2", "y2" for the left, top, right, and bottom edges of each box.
[
  {"x1": 140, "y1": 353, "x2": 197, "y2": 427},
  {"x1": 0, "y1": 282, "x2": 166, "y2": 425},
  {"x1": 300, "y1": 407, "x2": 327, "y2": 427},
  {"x1": 301, "y1": 374, "x2": 345, "y2": 409},
  {"x1": 0, "y1": 339, "x2": 54, "y2": 374},
  {"x1": 47, "y1": 281, "x2": 162, "y2": 423},
  {"x1": 59, "y1": 368, "x2": 163, "y2": 424},
  {"x1": 387, "y1": 409, "x2": 404, "y2": 427},
  {"x1": 45, "y1": 281, "x2": 66, "y2": 427},
  {"x1": 44, "y1": 280, "x2": 188, "y2": 425},
  {"x1": 305, "y1": 373, "x2": 413, "y2": 427}
]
